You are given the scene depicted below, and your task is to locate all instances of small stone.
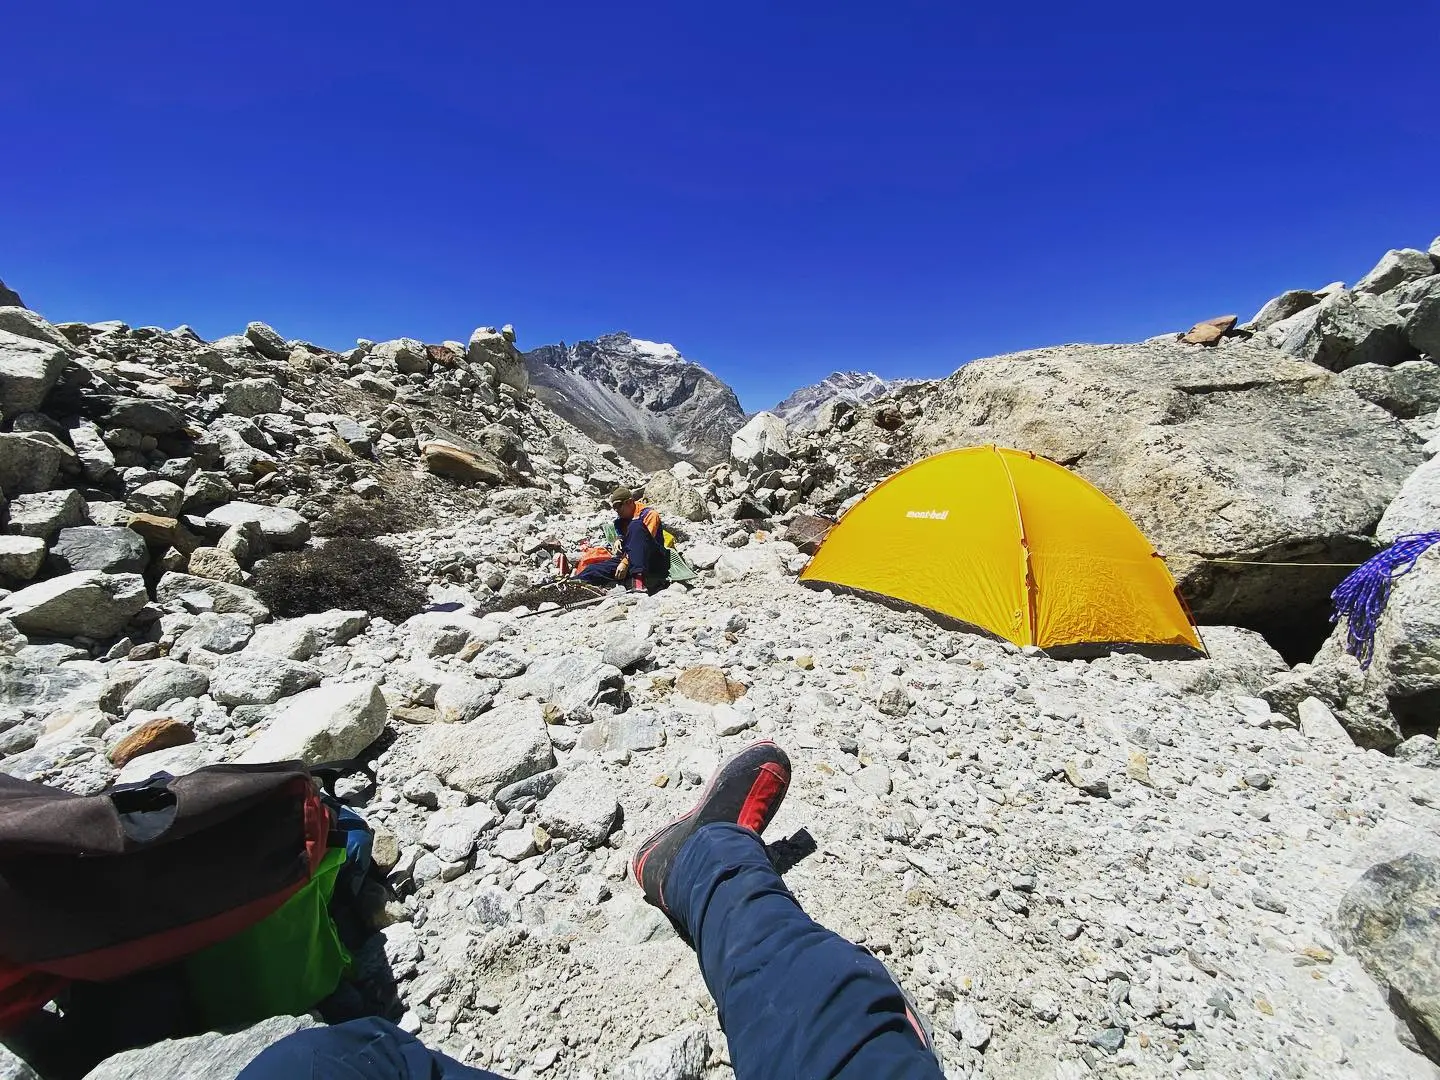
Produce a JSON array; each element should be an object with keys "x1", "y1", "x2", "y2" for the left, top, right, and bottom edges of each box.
[
  {"x1": 513, "y1": 868, "x2": 548, "y2": 896},
  {"x1": 854, "y1": 765, "x2": 893, "y2": 797},
  {"x1": 1030, "y1": 989, "x2": 1061, "y2": 1022},
  {"x1": 1251, "y1": 890, "x2": 1288, "y2": 914},
  {"x1": 537, "y1": 765, "x2": 620, "y2": 849},
  {"x1": 1088, "y1": 1027, "x2": 1125, "y2": 1054},
  {"x1": 494, "y1": 828, "x2": 538, "y2": 862},
  {"x1": 713, "y1": 704, "x2": 755, "y2": 737},
  {"x1": 949, "y1": 1001, "x2": 991, "y2": 1050},
  {"x1": 1243, "y1": 770, "x2": 1273, "y2": 790}
]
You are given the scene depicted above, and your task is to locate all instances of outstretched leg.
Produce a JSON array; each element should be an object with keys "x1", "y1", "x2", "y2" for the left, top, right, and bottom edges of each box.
[
  {"x1": 632, "y1": 741, "x2": 940, "y2": 1080},
  {"x1": 237, "y1": 1017, "x2": 507, "y2": 1080}
]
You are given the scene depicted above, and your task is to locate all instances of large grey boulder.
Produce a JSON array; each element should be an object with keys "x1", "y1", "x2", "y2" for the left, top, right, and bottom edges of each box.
[
  {"x1": 1277, "y1": 289, "x2": 1416, "y2": 370},
  {"x1": 1244, "y1": 288, "x2": 1319, "y2": 332},
  {"x1": 0, "y1": 571, "x2": 147, "y2": 637},
  {"x1": 372, "y1": 338, "x2": 430, "y2": 375},
  {"x1": 418, "y1": 698, "x2": 555, "y2": 799},
  {"x1": 0, "y1": 327, "x2": 71, "y2": 422},
  {"x1": 156, "y1": 572, "x2": 271, "y2": 622},
  {"x1": 1365, "y1": 546, "x2": 1440, "y2": 727},
  {"x1": 902, "y1": 339, "x2": 1423, "y2": 635},
  {"x1": 1355, "y1": 248, "x2": 1437, "y2": 296},
  {"x1": 68, "y1": 420, "x2": 115, "y2": 482},
  {"x1": 223, "y1": 377, "x2": 283, "y2": 417},
  {"x1": 0, "y1": 307, "x2": 78, "y2": 350},
  {"x1": 1337, "y1": 361, "x2": 1440, "y2": 419},
  {"x1": 538, "y1": 764, "x2": 620, "y2": 849},
  {"x1": 5, "y1": 488, "x2": 86, "y2": 539},
  {"x1": 467, "y1": 327, "x2": 528, "y2": 393},
  {"x1": 209, "y1": 653, "x2": 322, "y2": 706},
  {"x1": 235, "y1": 681, "x2": 387, "y2": 765},
  {"x1": 1408, "y1": 292, "x2": 1440, "y2": 359},
  {"x1": 1377, "y1": 455, "x2": 1440, "y2": 543},
  {"x1": 642, "y1": 468, "x2": 710, "y2": 522},
  {"x1": 102, "y1": 397, "x2": 188, "y2": 434},
  {"x1": 127, "y1": 479, "x2": 184, "y2": 518},
  {"x1": 203, "y1": 501, "x2": 310, "y2": 549},
  {"x1": 243, "y1": 321, "x2": 290, "y2": 362},
  {"x1": 0, "y1": 431, "x2": 75, "y2": 496},
  {"x1": 1334, "y1": 853, "x2": 1440, "y2": 1063},
  {"x1": 82, "y1": 1013, "x2": 317, "y2": 1080},
  {"x1": 0, "y1": 535, "x2": 46, "y2": 580},
  {"x1": 731, "y1": 412, "x2": 790, "y2": 470},
  {"x1": 121, "y1": 660, "x2": 210, "y2": 714}
]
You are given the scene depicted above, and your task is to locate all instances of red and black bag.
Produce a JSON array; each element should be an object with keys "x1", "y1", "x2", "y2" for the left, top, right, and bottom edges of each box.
[{"x1": 0, "y1": 762, "x2": 330, "y2": 1023}]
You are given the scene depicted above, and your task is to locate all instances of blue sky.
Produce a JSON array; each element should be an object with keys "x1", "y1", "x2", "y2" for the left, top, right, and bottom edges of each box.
[{"x1": 3, "y1": 2, "x2": 1436, "y2": 412}]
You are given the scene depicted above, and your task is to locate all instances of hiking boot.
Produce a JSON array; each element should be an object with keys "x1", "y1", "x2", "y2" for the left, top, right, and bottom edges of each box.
[{"x1": 632, "y1": 740, "x2": 791, "y2": 914}]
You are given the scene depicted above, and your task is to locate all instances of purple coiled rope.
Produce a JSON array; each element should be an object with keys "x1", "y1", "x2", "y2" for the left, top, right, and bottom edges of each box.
[{"x1": 1330, "y1": 531, "x2": 1440, "y2": 668}]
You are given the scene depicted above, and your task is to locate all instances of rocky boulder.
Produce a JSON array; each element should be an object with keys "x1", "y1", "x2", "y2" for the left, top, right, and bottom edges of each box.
[
  {"x1": 0, "y1": 536, "x2": 46, "y2": 581},
  {"x1": 83, "y1": 1013, "x2": 317, "y2": 1080},
  {"x1": 1408, "y1": 291, "x2": 1440, "y2": 359},
  {"x1": 1244, "y1": 288, "x2": 1320, "y2": 332},
  {"x1": 203, "y1": 502, "x2": 310, "y2": 550},
  {"x1": 1377, "y1": 455, "x2": 1440, "y2": 544},
  {"x1": 223, "y1": 377, "x2": 283, "y2": 417},
  {"x1": 421, "y1": 440, "x2": 509, "y2": 485},
  {"x1": 418, "y1": 699, "x2": 555, "y2": 799},
  {"x1": 902, "y1": 339, "x2": 1423, "y2": 643},
  {"x1": 6, "y1": 488, "x2": 86, "y2": 539},
  {"x1": 243, "y1": 321, "x2": 290, "y2": 362},
  {"x1": 1276, "y1": 290, "x2": 1416, "y2": 371},
  {"x1": 0, "y1": 431, "x2": 75, "y2": 496},
  {"x1": 730, "y1": 412, "x2": 790, "y2": 470},
  {"x1": 1355, "y1": 249, "x2": 1437, "y2": 296},
  {"x1": 372, "y1": 338, "x2": 430, "y2": 375},
  {"x1": 0, "y1": 327, "x2": 72, "y2": 422},
  {"x1": 0, "y1": 280, "x2": 22, "y2": 308},
  {"x1": 467, "y1": 326, "x2": 528, "y2": 393},
  {"x1": 1335, "y1": 853, "x2": 1440, "y2": 1063},
  {"x1": 1338, "y1": 361, "x2": 1440, "y2": 419},
  {"x1": 235, "y1": 681, "x2": 387, "y2": 765},
  {"x1": 641, "y1": 468, "x2": 710, "y2": 522},
  {"x1": 0, "y1": 571, "x2": 147, "y2": 638}
]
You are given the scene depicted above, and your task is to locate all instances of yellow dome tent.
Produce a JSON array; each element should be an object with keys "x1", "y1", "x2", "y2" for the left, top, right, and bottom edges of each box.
[{"x1": 799, "y1": 446, "x2": 1204, "y2": 657}]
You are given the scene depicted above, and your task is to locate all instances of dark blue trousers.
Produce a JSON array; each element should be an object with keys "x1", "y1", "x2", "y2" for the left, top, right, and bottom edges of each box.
[{"x1": 239, "y1": 824, "x2": 940, "y2": 1080}]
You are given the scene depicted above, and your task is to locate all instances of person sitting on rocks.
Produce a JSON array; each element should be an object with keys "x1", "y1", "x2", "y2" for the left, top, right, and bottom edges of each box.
[
  {"x1": 555, "y1": 487, "x2": 670, "y2": 593},
  {"x1": 237, "y1": 742, "x2": 944, "y2": 1080}
]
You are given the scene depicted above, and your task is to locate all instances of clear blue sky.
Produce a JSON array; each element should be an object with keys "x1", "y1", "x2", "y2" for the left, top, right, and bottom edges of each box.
[{"x1": 4, "y1": 2, "x2": 1436, "y2": 412}]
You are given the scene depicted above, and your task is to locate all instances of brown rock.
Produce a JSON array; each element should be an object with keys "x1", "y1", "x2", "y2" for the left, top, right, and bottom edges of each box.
[
  {"x1": 109, "y1": 718, "x2": 195, "y2": 767},
  {"x1": 127, "y1": 513, "x2": 182, "y2": 548},
  {"x1": 873, "y1": 407, "x2": 904, "y2": 431},
  {"x1": 1181, "y1": 314, "x2": 1239, "y2": 345},
  {"x1": 783, "y1": 514, "x2": 836, "y2": 556},
  {"x1": 422, "y1": 440, "x2": 508, "y2": 485},
  {"x1": 187, "y1": 546, "x2": 244, "y2": 585},
  {"x1": 676, "y1": 664, "x2": 747, "y2": 705}
]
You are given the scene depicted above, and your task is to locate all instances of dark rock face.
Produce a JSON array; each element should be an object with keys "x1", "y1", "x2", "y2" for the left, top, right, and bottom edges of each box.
[{"x1": 522, "y1": 333, "x2": 745, "y2": 470}]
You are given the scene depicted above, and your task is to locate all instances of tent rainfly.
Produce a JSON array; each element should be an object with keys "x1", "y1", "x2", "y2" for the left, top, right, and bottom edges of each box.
[{"x1": 799, "y1": 445, "x2": 1205, "y2": 658}]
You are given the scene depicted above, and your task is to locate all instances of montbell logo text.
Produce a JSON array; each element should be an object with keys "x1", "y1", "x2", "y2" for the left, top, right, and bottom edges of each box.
[{"x1": 905, "y1": 510, "x2": 949, "y2": 520}]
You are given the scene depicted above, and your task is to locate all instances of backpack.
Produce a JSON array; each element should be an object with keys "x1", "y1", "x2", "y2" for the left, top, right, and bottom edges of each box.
[{"x1": 0, "y1": 762, "x2": 332, "y2": 1027}]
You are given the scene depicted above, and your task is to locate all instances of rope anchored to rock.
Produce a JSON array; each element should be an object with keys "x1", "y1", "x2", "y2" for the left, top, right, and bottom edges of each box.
[{"x1": 1329, "y1": 532, "x2": 1440, "y2": 669}]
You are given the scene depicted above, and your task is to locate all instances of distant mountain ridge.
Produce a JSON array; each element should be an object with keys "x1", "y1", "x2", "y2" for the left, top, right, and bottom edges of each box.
[
  {"x1": 772, "y1": 370, "x2": 918, "y2": 428},
  {"x1": 521, "y1": 332, "x2": 746, "y2": 471}
]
